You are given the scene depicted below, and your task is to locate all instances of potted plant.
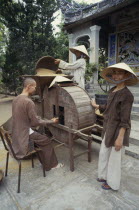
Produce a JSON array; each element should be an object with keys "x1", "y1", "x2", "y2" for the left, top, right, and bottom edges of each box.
[{"x1": 85, "y1": 63, "x2": 97, "y2": 90}]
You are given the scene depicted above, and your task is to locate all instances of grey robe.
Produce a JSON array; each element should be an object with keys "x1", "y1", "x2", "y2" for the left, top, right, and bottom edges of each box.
[{"x1": 59, "y1": 58, "x2": 86, "y2": 89}]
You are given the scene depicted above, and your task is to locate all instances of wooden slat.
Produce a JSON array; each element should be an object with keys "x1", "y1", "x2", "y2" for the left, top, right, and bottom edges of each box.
[
  {"x1": 70, "y1": 91, "x2": 89, "y2": 98},
  {"x1": 75, "y1": 101, "x2": 91, "y2": 108},
  {"x1": 79, "y1": 114, "x2": 94, "y2": 121},
  {"x1": 78, "y1": 112, "x2": 95, "y2": 119},
  {"x1": 77, "y1": 106, "x2": 93, "y2": 113},
  {"x1": 73, "y1": 97, "x2": 90, "y2": 104},
  {"x1": 73, "y1": 96, "x2": 89, "y2": 101},
  {"x1": 79, "y1": 125, "x2": 97, "y2": 132},
  {"x1": 48, "y1": 124, "x2": 93, "y2": 141},
  {"x1": 63, "y1": 86, "x2": 83, "y2": 93}
]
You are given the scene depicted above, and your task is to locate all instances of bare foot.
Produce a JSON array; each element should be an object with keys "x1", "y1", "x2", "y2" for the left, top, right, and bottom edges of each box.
[{"x1": 52, "y1": 163, "x2": 64, "y2": 169}]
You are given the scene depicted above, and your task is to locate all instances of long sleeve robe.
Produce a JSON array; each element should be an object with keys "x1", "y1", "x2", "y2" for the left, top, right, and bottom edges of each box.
[
  {"x1": 59, "y1": 58, "x2": 86, "y2": 89},
  {"x1": 99, "y1": 87, "x2": 134, "y2": 147},
  {"x1": 12, "y1": 95, "x2": 54, "y2": 158}
]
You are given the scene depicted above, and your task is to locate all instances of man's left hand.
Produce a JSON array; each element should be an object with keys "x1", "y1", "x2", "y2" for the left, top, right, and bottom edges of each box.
[{"x1": 114, "y1": 137, "x2": 123, "y2": 151}]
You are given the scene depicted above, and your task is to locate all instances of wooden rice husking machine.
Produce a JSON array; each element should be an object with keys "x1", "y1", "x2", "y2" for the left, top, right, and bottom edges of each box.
[{"x1": 24, "y1": 56, "x2": 97, "y2": 171}]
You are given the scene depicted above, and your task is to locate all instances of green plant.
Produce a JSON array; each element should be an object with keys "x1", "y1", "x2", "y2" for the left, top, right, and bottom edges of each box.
[
  {"x1": 98, "y1": 76, "x2": 111, "y2": 94},
  {"x1": 97, "y1": 49, "x2": 110, "y2": 93},
  {"x1": 0, "y1": 71, "x2": 8, "y2": 94},
  {"x1": 131, "y1": 66, "x2": 139, "y2": 72},
  {"x1": 97, "y1": 76, "x2": 111, "y2": 93},
  {"x1": 85, "y1": 63, "x2": 97, "y2": 82}
]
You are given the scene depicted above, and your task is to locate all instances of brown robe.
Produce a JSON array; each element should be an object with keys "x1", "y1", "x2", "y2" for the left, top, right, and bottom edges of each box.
[
  {"x1": 12, "y1": 95, "x2": 58, "y2": 170},
  {"x1": 99, "y1": 87, "x2": 134, "y2": 147}
]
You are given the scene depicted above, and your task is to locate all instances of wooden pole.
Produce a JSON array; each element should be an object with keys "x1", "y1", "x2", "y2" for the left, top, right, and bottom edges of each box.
[{"x1": 69, "y1": 131, "x2": 74, "y2": 172}]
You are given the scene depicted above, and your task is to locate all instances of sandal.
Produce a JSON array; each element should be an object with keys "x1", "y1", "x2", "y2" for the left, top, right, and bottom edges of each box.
[
  {"x1": 102, "y1": 182, "x2": 111, "y2": 190},
  {"x1": 97, "y1": 178, "x2": 106, "y2": 183},
  {"x1": 52, "y1": 163, "x2": 64, "y2": 169}
]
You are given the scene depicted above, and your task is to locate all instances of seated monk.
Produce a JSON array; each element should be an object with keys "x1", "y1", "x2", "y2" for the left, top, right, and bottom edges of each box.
[{"x1": 12, "y1": 77, "x2": 63, "y2": 170}]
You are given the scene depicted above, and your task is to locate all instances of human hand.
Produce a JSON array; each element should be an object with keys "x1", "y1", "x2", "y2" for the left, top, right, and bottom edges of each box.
[
  {"x1": 91, "y1": 99, "x2": 99, "y2": 109},
  {"x1": 55, "y1": 59, "x2": 61, "y2": 65},
  {"x1": 114, "y1": 137, "x2": 123, "y2": 151},
  {"x1": 56, "y1": 69, "x2": 62, "y2": 74},
  {"x1": 51, "y1": 117, "x2": 59, "y2": 123}
]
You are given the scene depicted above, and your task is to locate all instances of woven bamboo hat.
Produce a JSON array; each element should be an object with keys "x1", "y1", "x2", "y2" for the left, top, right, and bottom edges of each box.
[
  {"x1": 69, "y1": 45, "x2": 89, "y2": 58},
  {"x1": 49, "y1": 76, "x2": 72, "y2": 88},
  {"x1": 35, "y1": 56, "x2": 66, "y2": 76},
  {"x1": 101, "y1": 63, "x2": 138, "y2": 86}
]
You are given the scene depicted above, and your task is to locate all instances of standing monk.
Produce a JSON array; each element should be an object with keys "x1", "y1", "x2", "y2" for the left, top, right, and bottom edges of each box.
[
  {"x1": 92, "y1": 63, "x2": 138, "y2": 190},
  {"x1": 12, "y1": 77, "x2": 63, "y2": 171},
  {"x1": 55, "y1": 45, "x2": 89, "y2": 89}
]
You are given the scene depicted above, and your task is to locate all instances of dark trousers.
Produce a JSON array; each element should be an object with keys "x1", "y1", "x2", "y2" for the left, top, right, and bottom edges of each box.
[{"x1": 29, "y1": 131, "x2": 58, "y2": 171}]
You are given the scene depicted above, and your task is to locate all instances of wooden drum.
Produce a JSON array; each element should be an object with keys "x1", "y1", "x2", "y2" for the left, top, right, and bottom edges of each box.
[{"x1": 43, "y1": 85, "x2": 96, "y2": 143}]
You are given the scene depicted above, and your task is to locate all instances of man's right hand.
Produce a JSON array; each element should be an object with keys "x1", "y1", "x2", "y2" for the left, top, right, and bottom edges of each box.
[
  {"x1": 91, "y1": 99, "x2": 99, "y2": 109},
  {"x1": 56, "y1": 69, "x2": 62, "y2": 74},
  {"x1": 51, "y1": 117, "x2": 59, "y2": 123}
]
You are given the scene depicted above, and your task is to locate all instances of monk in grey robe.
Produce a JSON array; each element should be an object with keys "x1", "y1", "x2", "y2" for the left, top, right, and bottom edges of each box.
[
  {"x1": 12, "y1": 78, "x2": 63, "y2": 171},
  {"x1": 55, "y1": 45, "x2": 89, "y2": 89}
]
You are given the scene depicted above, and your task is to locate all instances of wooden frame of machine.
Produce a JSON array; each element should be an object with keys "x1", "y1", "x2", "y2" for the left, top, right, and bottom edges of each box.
[{"x1": 24, "y1": 56, "x2": 97, "y2": 171}]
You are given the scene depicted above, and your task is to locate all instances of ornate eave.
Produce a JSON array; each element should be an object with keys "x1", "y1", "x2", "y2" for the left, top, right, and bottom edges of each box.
[{"x1": 57, "y1": 0, "x2": 138, "y2": 29}]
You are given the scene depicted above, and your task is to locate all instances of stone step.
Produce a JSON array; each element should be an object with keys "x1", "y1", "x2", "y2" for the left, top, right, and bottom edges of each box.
[
  {"x1": 91, "y1": 127, "x2": 139, "y2": 159},
  {"x1": 125, "y1": 144, "x2": 139, "y2": 159},
  {"x1": 87, "y1": 91, "x2": 94, "y2": 97},
  {"x1": 87, "y1": 88, "x2": 139, "y2": 99},
  {"x1": 134, "y1": 97, "x2": 139, "y2": 104},
  {"x1": 88, "y1": 95, "x2": 139, "y2": 103},
  {"x1": 128, "y1": 86, "x2": 139, "y2": 91},
  {"x1": 130, "y1": 137, "x2": 139, "y2": 146},
  {"x1": 132, "y1": 93, "x2": 139, "y2": 97},
  {"x1": 130, "y1": 120, "x2": 139, "y2": 146},
  {"x1": 87, "y1": 89, "x2": 94, "y2": 94},
  {"x1": 130, "y1": 88, "x2": 139, "y2": 92},
  {"x1": 132, "y1": 104, "x2": 139, "y2": 112},
  {"x1": 131, "y1": 112, "x2": 139, "y2": 121},
  {"x1": 92, "y1": 136, "x2": 139, "y2": 160},
  {"x1": 129, "y1": 89, "x2": 139, "y2": 97}
]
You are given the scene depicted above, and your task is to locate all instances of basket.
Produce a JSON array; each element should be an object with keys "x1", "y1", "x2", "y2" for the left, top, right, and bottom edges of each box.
[{"x1": 35, "y1": 56, "x2": 58, "y2": 72}]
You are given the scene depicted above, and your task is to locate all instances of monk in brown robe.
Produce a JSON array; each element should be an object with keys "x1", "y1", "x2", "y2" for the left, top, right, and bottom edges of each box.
[
  {"x1": 92, "y1": 63, "x2": 138, "y2": 190},
  {"x1": 12, "y1": 77, "x2": 63, "y2": 171}
]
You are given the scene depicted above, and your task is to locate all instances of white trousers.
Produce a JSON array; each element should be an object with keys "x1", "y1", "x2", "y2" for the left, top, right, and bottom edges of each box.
[{"x1": 98, "y1": 136, "x2": 125, "y2": 190}]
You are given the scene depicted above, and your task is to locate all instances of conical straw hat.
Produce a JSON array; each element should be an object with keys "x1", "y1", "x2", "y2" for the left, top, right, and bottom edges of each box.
[
  {"x1": 35, "y1": 56, "x2": 67, "y2": 76},
  {"x1": 101, "y1": 63, "x2": 138, "y2": 86},
  {"x1": 69, "y1": 45, "x2": 89, "y2": 58},
  {"x1": 36, "y1": 68, "x2": 66, "y2": 76},
  {"x1": 49, "y1": 76, "x2": 72, "y2": 88},
  {"x1": 35, "y1": 56, "x2": 57, "y2": 71}
]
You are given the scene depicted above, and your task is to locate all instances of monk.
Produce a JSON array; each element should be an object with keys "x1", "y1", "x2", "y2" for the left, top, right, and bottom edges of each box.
[
  {"x1": 55, "y1": 45, "x2": 89, "y2": 89},
  {"x1": 92, "y1": 63, "x2": 138, "y2": 190},
  {"x1": 12, "y1": 77, "x2": 63, "y2": 171}
]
